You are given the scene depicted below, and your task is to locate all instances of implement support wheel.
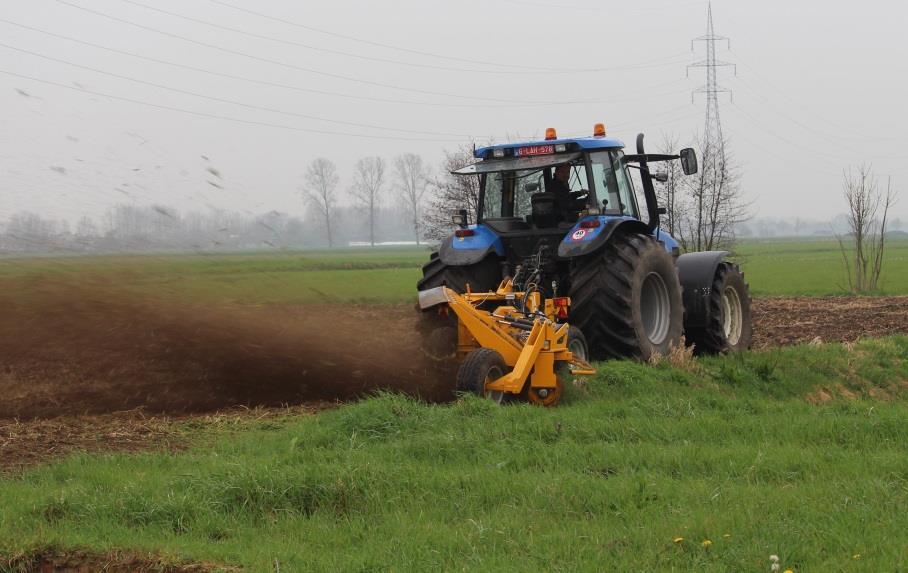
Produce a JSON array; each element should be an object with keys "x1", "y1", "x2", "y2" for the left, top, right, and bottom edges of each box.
[
  {"x1": 525, "y1": 379, "x2": 563, "y2": 407},
  {"x1": 456, "y1": 348, "x2": 510, "y2": 404}
]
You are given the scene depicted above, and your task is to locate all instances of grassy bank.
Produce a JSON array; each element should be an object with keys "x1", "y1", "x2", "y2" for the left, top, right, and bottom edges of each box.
[{"x1": 2, "y1": 337, "x2": 908, "y2": 571}]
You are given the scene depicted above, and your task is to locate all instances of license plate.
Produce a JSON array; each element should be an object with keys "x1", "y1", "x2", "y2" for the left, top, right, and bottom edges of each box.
[{"x1": 515, "y1": 145, "x2": 555, "y2": 157}]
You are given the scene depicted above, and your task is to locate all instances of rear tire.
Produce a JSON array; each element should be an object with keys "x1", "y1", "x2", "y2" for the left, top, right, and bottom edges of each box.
[
  {"x1": 562, "y1": 326, "x2": 589, "y2": 365},
  {"x1": 456, "y1": 348, "x2": 510, "y2": 404},
  {"x1": 568, "y1": 233, "x2": 683, "y2": 361},
  {"x1": 417, "y1": 254, "x2": 500, "y2": 293},
  {"x1": 686, "y1": 263, "x2": 753, "y2": 354},
  {"x1": 417, "y1": 254, "x2": 501, "y2": 361}
]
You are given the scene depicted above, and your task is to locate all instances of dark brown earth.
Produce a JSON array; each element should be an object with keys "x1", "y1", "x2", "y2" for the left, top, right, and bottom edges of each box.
[
  {"x1": 0, "y1": 283, "x2": 454, "y2": 420},
  {"x1": 752, "y1": 295, "x2": 908, "y2": 348},
  {"x1": 0, "y1": 284, "x2": 906, "y2": 471},
  {"x1": 5, "y1": 548, "x2": 238, "y2": 572}
]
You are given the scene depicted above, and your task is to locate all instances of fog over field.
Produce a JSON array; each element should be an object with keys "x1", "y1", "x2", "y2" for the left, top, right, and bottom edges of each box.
[{"x1": 1, "y1": 0, "x2": 906, "y2": 245}]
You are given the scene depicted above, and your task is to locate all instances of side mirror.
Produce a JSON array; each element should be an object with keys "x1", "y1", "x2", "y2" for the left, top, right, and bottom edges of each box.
[
  {"x1": 652, "y1": 172, "x2": 669, "y2": 183},
  {"x1": 680, "y1": 148, "x2": 698, "y2": 175},
  {"x1": 657, "y1": 206, "x2": 667, "y2": 215},
  {"x1": 525, "y1": 182, "x2": 540, "y2": 193},
  {"x1": 451, "y1": 209, "x2": 469, "y2": 228}
]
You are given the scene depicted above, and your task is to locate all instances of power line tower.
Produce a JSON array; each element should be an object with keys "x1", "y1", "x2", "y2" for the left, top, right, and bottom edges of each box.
[{"x1": 688, "y1": 2, "x2": 735, "y2": 160}]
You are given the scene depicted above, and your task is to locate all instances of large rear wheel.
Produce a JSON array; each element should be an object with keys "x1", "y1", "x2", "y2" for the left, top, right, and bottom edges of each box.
[
  {"x1": 686, "y1": 263, "x2": 753, "y2": 354},
  {"x1": 568, "y1": 233, "x2": 683, "y2": 361},
  {"x1": 417, "y1": 255, "x2": 501, "y2": 361}
]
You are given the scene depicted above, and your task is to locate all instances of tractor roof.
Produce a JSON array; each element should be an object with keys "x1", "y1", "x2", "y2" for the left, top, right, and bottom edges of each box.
[{"x1": 474, "y1": 135, "x2": 625, "y2": 159}]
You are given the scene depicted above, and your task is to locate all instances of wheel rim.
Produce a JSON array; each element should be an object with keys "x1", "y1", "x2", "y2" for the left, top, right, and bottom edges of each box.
[
  {"x1": 640, "y1": 271, "x2": 671, "y2": 345},
  {"x1": 568, "y1": 336, "x2": 588, "y2": 362},
  {"x1": 526, "y1": 378, "x2": 563, "y2": 407},
  {"x1": 483, "y1": 365, "x2": 506, "y2": 403},
  {"x1": 722, "y1": 285, "x2": 743, "y2": 346}
]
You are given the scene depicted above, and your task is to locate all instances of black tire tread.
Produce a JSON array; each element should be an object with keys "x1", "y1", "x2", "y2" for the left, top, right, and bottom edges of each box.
[
  {"x1": 568, "y1": 233, "x2": 682, "y2": 361},
  {"x1": 456, "y1": 348, "x2": 506, "y2": 395},
  {"x1": 686, "y1": 263, "x2": 753, "y2": 354},
  {"x1": 416, "y1": 254, "x2": 499, "y2": 293}
]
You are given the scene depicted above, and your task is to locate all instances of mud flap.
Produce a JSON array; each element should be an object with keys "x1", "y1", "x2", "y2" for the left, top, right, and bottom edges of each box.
[{"x1": 677, "y1": 251, "x2": 728, "y2": 329}]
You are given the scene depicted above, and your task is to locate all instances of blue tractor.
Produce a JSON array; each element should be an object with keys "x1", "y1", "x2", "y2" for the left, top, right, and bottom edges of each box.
[{"x1": 417, "y1": 125, "x2": 752, "y2": 362}]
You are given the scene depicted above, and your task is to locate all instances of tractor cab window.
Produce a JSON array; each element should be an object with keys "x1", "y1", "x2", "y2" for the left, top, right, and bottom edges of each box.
[
  {"x1": 589, "y1": 151, "x2": 639, "y2": 217},
  {"x1": 481, "y1": 163, "x2": 588, "y2": 225},
  {"x1": 481, "y1": 169, "x2": 546, "y2": 220}
]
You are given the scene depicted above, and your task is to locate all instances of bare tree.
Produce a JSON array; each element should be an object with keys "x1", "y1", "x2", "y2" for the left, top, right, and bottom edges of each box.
[
  {"x1": 395, "y1": 153, "x2": 430, "y2": 245},
  {"x1": 301, "y1": 158, "x2": 340, "y2": 248},
  {"x1": 677, "y1": 132, "x2": 749, "y2": 252},
  {"x1": 836, "y1": 165, "x2": 898, "y2": 292},
  {"x1": 350, "y1": 156, "x2": 386, "y2": 246},
  {"x1": 75, "y1": 216, "x2": 98, "y2": 238},
  {"x1": 424, "y1": 144, "x2": 480, "y2": 241},
  {"x1": 654, "y1": 133, "x2": 688, "y2": 239}
]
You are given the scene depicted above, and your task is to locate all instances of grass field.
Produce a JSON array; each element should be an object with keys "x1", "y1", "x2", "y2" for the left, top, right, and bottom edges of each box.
[
  {"x1": 3, "y1": 337, "x2": 908, "y2": 571},
  {"x1": 1, "y1": 237, "x2": 907, "y2": 305},
  {"x1": 734, "y1": 238, "x2": 908, "y2": 297}
]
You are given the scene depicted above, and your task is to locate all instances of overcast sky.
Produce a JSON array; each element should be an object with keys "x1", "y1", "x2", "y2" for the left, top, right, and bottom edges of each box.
[{"x1": 1, "y1": 0, "x2": 906, "y2": 225}]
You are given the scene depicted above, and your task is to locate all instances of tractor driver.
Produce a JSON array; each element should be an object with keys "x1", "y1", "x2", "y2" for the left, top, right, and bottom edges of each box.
[{"x1": 545, "y1": 163, "x2": 573, "y2": 215}]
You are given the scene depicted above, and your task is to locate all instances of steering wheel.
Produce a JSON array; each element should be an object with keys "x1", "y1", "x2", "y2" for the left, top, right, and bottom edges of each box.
[{"x1": 569, "y1": 190, "x2": 589, "y2": 210}]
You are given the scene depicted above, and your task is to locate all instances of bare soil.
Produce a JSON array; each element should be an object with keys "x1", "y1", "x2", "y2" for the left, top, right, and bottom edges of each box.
[
  {"x1": 752, "y1": 295, "x2": 908, "y2": 348},
  {"x1": 0, "y1": 283, "x2": 453, "y2": 420},
  {"x1": 4, "y1": 548, "x2": 237, "y2": 572}
]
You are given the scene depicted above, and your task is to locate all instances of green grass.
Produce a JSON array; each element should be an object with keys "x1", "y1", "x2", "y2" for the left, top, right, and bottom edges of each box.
[
  {"x1": 2, "y1": 238, "x2": 906, "y2": 305},
  {"x1": 3, "y1": 337, "x2": 908, "y2": 571},
  {"x1": 734, "y1": 237, "x2": 908, "y2": 296}
]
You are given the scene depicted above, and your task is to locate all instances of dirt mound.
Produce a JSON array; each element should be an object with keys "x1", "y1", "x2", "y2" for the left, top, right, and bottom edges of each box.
[{"x1": 0, "y1": 283, "x2": 454, "y2": 420}]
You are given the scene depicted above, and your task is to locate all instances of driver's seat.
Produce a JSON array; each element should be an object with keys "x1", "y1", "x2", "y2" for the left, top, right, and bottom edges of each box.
[{"x1": 531, "y1": 193, "x2": 561, "y2": 228}]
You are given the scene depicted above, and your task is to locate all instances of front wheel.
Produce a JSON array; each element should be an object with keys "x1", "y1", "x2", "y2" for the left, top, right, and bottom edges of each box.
[
  {"x1": 686, "y1": 263, "x2": 753, "y2": 354},
  {"x1": 568, "y1": 233, "x2": 684, "y2": 361}
]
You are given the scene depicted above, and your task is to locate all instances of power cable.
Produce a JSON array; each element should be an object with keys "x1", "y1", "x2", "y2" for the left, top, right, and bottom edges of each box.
[
  {"x1": 0, "y1": 18, "x2": 521, "y2": 109},
  {"x1": 53, "y1": 0, "x2": 600, "y2": 105},
  {"x1": 0, "y1": 18, "x2": 691, "y2": 110},
  {"x1": 0, "y1": 69, "x2": 470, "y2": 143},
  {"x1": 205, "y1": 0, "x2": 592, "y2": 72},
  {"x1": 118, "y1": 0, "x2": 691, "y2": 76},
  {"x1": 0, "y1": 42, "x2": 489, "y2": 139}
]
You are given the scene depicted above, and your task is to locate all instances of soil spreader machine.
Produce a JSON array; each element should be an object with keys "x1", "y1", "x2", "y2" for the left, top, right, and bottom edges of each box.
[{"x1": 418, "y1": 124, "x2": 754, "y2": 406}]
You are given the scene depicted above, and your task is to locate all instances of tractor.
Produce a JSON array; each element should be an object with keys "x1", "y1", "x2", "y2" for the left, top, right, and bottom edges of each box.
[{"x1": 417, "y1": 124, "x2": 752, "y2": 402}]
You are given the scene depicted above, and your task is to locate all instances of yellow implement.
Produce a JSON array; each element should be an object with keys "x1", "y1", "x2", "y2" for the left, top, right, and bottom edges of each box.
[{"x1": 418, "y1": 280, "x2": 595, "y2": 406}]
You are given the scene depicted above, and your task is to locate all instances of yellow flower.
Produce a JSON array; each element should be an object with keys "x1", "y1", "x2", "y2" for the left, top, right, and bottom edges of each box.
[
  {"x1": 784, "y1": 570, "x2": 793, "y2": 573},
  {"x1": 723, "y1": 533, "x2": 731, "y2": 538},
  {"x1": 673, "y1": 537, "x2": 684, "y2": 544},
  {"x1": 701, "y1": 539, "x2": 712, "y2": 547},
  {"x1": 853, "y1": 554, "x2": 861, "y2": 559}
]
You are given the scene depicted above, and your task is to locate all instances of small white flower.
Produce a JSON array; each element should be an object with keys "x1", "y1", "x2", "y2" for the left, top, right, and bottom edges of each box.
[{"x1": 770, "y1": 555, "x2": 779, "y2": 563}]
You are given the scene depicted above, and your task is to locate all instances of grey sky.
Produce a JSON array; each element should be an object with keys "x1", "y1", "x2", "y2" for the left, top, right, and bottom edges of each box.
[{"x1": 1, "y1": 0, "x2": 906, "y2": 225}]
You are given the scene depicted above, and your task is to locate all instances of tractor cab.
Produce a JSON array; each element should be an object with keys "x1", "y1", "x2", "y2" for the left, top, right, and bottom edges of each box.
[
  {"x1": 454, "y1": 126, "x2": 640, "y2": 236},
  {"x1": 449, "y1": 124, "x2": 692, "y2": 268}
]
